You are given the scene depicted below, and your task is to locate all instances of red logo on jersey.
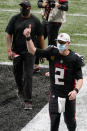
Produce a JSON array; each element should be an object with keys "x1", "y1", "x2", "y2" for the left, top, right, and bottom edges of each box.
[
  {"x1": 60, "y1": 34, "x2": 64, "y2": 37},
  {"x1": 55, "y1": 63, "x2": 66, "y2": 70}
]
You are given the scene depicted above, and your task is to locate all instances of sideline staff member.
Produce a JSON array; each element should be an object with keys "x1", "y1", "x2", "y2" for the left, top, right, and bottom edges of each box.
[
  {"x1": 37, "y1": 0, "x2": 68, "y2": 46},
  {"x1": 5, "y1": 0, "x2": 45, "y2": 110},
  {"x1": 23, "y1": 25, "x2": 84, "y2": 130}
]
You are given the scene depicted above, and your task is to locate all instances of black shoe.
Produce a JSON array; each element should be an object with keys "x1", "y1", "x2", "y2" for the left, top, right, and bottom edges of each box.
[{"x1": 24, "y1": 102, "x2": 32, "y2": 110}]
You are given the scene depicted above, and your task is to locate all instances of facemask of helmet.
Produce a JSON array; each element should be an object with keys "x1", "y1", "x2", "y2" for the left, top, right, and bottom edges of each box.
[
  {"x1": 20, "y1": 7, "x2": 30, "y2": 16},
  {"x1": 57, "y1": 43, "x2": 66, "y2": 51}
]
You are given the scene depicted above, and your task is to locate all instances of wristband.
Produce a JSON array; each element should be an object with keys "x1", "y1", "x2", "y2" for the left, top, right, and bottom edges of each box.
[
  {"x1": 74, "y1": 88, "x2": 79, "y2": 93},
  {"x1": 26, "y1": 36, "x2": 31, "y2": 41}
]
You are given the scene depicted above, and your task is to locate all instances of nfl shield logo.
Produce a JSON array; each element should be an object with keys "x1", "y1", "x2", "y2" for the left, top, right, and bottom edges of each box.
[{"x1": 60, "y1": 60, "x2": 63, "y2": 63}]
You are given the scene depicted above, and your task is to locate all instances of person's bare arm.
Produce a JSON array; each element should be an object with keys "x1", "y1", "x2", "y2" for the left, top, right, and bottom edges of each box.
[
  {"x1": 5, "y1": 33, "x2": 13, "y2": 60},
  {"x1": 6, "y1": 33, "x2": 12, "y2": 51},
  {"x1": 68, "y1": 79, "x2": 83, "y2": 100},
  {"x1": 23, "y1": 25, "x2": 36, "y2": 55},
  {"x1": 26, "y1": 40, "x2": 36, "y2": 55}
]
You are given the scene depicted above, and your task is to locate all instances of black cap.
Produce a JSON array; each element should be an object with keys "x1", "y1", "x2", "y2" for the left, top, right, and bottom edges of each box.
[{"x1": 19, "y1": 0, "x2": 31, "y2": 7}]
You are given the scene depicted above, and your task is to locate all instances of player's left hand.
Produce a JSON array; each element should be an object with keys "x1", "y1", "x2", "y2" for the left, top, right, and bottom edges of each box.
[{"x1": 68, "y1": 90, "x2": 77, "y2": 100}]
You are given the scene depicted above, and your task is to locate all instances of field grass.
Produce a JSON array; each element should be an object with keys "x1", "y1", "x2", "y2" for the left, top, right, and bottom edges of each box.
[{"x1": 0, "y1": 0, "x2": 87, "y2": 63}]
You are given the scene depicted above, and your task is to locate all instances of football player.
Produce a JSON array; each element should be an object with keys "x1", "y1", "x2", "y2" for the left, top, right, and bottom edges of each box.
[{"x1": 23, "y1": 25, "x2": 84, "y2": 131}]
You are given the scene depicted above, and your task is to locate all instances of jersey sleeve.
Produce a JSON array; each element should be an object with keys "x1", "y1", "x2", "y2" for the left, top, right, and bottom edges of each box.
[
  {"x1": 35, "y1": 45, "x2": 58, "y2": 59},
  {"x1": 75, "y1": 68, "x2": 83, "y2": 80},
  {"x1": 74, "y1": 54, "x2": 84, "y2": 80},
  {"x1": 75, "y1": 54, "x2": 85, "y2": 68},
  {"x1": 5, "y1": 16, "x2": 16, "y2": 35}
]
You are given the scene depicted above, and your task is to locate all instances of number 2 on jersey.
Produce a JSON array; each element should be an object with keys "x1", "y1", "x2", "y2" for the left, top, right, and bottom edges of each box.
[{"x1": 55, "y1": 67, "x2": 64, "y2": 85}]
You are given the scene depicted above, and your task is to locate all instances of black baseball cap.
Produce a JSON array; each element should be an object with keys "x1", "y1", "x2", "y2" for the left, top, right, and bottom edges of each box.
[{"x1": 19, "y1": 0, "x2": 31, "y2": 7}]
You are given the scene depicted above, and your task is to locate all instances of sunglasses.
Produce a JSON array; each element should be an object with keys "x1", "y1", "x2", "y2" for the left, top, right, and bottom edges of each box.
[{"x1": 58, "y1": 40, "x2": 66, "y2": 44}]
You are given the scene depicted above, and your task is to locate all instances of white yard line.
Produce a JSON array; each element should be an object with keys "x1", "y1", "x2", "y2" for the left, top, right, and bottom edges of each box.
[
  {"x1": 0, "y1": 62, "x2": 49, "y2": 68},
  {"x1": 0, "y1": 8, "x2": 87, "y2": 17},
  {"x1": 0, "y1": 62, "x2": 13, "y2": 65},
  {"x1": 67, "y1": 13, "x2": 87, "y2": 17},
  {"x1": 21, "y1": 104, "x2": 50, "y2": 131},
  {"x1": 70, "y1": 44, "x2": 87, "y2": 46},
  {"x1": 74, "y1": 33, "x2": 87, "y2": 37},
  {"x1": 0, "y1": 9, "x2": 19, "y2": 13}
]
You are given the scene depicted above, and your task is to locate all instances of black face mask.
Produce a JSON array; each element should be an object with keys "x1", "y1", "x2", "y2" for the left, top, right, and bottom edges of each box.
[{"x1": 20, "y1": 7, "x2": 30, "y2": 17}]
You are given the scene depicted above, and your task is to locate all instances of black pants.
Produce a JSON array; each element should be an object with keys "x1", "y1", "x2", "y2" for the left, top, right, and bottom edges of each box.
[
  {"x1": 49, "y1": 95, "x2": 76, "y2": 131},
  {"x1": 35, "y1": 56, "x2": 39, "y2": 65},
  {"x1": 35, "y1": 44, "x2": 40, "y2": 65},
  {"x1": 42, "y1": 21, "x2": 62, "y2": 46},
  {"x1": 13, "y1": 53, "x2": 35, "y2": 102}
]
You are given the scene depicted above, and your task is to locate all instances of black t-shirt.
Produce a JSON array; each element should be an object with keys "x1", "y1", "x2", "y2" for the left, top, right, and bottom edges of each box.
[
  {"x1": 35, "y1": 46, "x2": 84, "y2": 98},
  {"x1": 5, "y1": 13, "x2": 43, "y2": 54}
]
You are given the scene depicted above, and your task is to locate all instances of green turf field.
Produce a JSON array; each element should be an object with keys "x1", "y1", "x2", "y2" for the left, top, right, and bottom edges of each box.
[{"x1": 0, "y1": 0, "x2": 87, "y2": 63}]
